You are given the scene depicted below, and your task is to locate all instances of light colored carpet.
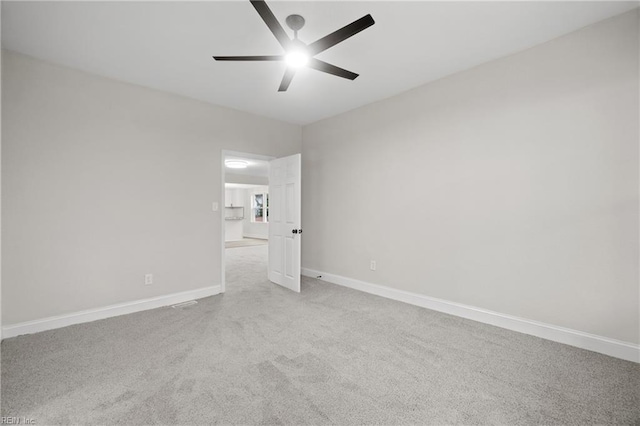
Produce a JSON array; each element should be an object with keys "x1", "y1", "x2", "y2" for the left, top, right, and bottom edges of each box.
[
  {"x1": 225, "y1": 238, "x2": 268, "y2": 249},
  {"x1": 2, "y1": 244, "x2": 639, "y2": 425}
]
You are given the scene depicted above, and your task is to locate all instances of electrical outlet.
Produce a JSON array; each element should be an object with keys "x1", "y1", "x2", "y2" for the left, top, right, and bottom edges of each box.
[
  {"x1": 212, "y1": 202, "x2": 219, "y2": 211},
  {"x1": 144, "y1": 274, "x2": 153, "y2": 285},
  {"x1": 370, "y1": 261, "x2": 376, "y2": 271}
]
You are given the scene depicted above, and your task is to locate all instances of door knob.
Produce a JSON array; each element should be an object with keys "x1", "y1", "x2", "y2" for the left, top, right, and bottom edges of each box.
[{"x1": 292, "y1": 229, "x2": 298, "y2": 234}]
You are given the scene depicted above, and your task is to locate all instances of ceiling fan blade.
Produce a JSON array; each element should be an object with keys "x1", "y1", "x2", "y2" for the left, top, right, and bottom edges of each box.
[
  {"x1": 250, "y1": 0, "x2": 291, "y2": 50},
  {"x1": 307, "y1": 14, "x2": 375, "y2": 56},
  {"x1": 308, "y1": 59, "x2": 359, "y2": 80},
  {"x1": 213, "y1": 55, "x2": 284, "y2": 61},
  {"x1": 278, "y1": 68, "x2": 295, "y2": 92}
]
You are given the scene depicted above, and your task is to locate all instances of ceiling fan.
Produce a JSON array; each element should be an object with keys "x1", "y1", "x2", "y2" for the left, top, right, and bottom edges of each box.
[{"x1": 213, "y1": 0, "x2": 375, "y2": 92}]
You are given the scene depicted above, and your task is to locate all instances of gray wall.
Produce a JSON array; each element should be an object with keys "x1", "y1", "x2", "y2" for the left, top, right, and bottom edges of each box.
[
  {"x1": 302, "y1": 10, "x2": 639, "y2": 343},
  {"x1": 2, "y1": 50, "x2": 301, "y2": 325},
  {"x1": 1, "y1": 15, "x2": 3, "y2": 340}
]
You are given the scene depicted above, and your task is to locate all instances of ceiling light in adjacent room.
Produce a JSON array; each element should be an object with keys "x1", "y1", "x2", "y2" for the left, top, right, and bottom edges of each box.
[{"x1": 225, "y1": 160, "x2": 249, "y2": 169}]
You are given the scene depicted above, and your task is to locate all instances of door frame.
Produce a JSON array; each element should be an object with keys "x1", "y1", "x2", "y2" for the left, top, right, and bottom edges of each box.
[{"x1": 220, "y1": 150, "x2": 275, "y2": 293}]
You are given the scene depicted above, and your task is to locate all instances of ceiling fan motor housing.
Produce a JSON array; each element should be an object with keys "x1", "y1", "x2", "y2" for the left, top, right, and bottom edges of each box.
[{"x1": 286, "y1": 14, "x2": 305, "y2": 32}]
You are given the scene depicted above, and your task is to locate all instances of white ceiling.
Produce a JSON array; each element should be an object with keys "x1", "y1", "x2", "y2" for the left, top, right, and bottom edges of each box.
[{"x1": 2, "y1": 1, "x2": 637, "y2": 125}]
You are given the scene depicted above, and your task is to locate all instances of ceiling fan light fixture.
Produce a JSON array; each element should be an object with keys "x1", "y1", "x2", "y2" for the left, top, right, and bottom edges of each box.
[
  {"x1": 225, "y1": 160, "x2": 249, "y2": 169},
  {"x1": 285, "y1": 50, "x2": 309, "y2": 68}
]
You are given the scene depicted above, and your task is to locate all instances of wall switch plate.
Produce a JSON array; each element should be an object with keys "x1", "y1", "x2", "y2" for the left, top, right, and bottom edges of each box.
[
  {"x1": 212, "y1": 202, "x2": 219, "y2": 211},
  {"x1": 144, "y1": 274, "x2": 153, "y2": 285},
  {"x1": 370, "y1": 261, "x2": 376, "y2": 271}
]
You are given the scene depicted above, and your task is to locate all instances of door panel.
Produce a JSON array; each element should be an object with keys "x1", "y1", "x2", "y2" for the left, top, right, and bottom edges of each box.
[
  {"x1": 285, "y1": 237, "x2": 294, "y2": 279},
  {"x1": 272, "y1": 236, "x2": 282, "y2": 273}
]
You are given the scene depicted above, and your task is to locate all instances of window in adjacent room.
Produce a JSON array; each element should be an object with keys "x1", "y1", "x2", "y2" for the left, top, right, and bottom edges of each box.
[{"x1": 251, "y1": 191, "x2": 269, "y2": 223}]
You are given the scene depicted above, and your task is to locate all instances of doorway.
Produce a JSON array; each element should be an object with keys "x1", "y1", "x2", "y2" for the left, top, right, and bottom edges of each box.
[{"x1": 221, "y1": 151, "x2": 274, "y2": 293}]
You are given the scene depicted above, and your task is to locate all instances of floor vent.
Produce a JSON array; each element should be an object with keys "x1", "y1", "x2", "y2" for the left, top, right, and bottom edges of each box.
[{"x1": 171, "y1": 300, "x2": 198, "y2": 309}]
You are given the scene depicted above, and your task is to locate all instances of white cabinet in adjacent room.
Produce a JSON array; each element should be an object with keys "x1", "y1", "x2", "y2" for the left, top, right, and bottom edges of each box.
[{"x1": 225, "y1": 189, "x2": 244, "y2": 207}]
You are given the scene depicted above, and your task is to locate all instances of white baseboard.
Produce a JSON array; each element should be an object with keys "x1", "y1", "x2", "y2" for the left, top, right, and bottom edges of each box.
[
  {"x1": 301, "y1": 268, "x2": 639, "y2": 363},
  {"x1": 1, "y1": 285, "x2": 221, "y2": 339}
]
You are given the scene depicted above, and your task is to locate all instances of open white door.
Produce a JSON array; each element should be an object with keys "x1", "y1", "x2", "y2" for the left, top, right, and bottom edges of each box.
[{"x1": 268, "y1": 154, "x2": 301, "y2": 292}]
